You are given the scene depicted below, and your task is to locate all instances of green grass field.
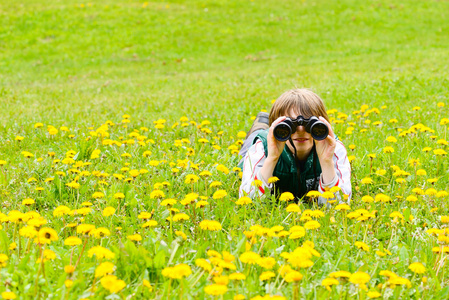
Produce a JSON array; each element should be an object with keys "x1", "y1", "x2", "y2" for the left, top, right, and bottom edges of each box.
[{"x1": 0, "y1": 0, "x2": 449, "y2": 299}]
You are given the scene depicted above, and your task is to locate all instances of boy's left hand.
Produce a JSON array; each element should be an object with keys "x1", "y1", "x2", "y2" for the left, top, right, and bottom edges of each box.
[{"x1": 314, "y1": 117, "x2": 336, "y2": 163}]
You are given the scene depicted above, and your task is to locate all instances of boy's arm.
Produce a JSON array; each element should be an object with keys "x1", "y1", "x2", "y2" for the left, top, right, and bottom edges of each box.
[
  {"x1": 317, "y1": 141, "x2": 352, "y2": 204},
  {"x1": 239, "y1": 140, "x2": 273, "y2": 198}
]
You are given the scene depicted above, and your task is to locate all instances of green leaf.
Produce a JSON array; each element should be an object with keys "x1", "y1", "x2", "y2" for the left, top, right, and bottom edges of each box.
[{"x1": 0, "y1": 230, "x2": 9, "y2": 253}]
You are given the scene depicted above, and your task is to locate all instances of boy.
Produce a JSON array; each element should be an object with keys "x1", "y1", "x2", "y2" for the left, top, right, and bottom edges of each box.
[{"x1": 239, "y1": 89, "x2": 351, "y2": 204}]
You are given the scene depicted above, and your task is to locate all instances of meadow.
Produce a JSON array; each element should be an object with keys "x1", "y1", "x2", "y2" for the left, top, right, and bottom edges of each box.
[{"x1": 0, "y1": 0, "x2": 449, "y2": 299}]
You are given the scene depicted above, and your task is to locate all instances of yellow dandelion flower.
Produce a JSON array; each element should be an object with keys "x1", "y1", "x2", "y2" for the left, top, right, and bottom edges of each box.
[
  {"x1": 212, "y1": 190, "x2": 227, "y2": 199},
  {"x1": 306, "y1": 191, "x2": 321, "y2": 198},
  {"x1": 95, "y1": 262, "x2": 115, "y2": 278},
  {"x1": 386, "y1": 136, "x2": 397, "y2": 143},
  {"x1": 279, "y1": 192, "x2": 294, "y2": 202},
  {"x1": 100, "y1": 275, "x2": 126, "y2": 294},
  {"x1": 251, "y1": 179, "x2": 263, "y2": 188},
  {"x1": 349, "y1": 271, "x2": 370, "y2": 285},
  {"x1": 92, "y1": 192, "x2": 104, "y2": 199},
  {"x1": 199, "y1": 220, "x2": 222, "y2": 231},
  {"x1": 354, "y1": 241, "x2": 369, "y2": 251},
  {"x1": 408, "y1": 262, "x2": 426, "y2": 274},
  {"x1": 22, "y1": 198, "x2": 35, "y2": 206},
  {"x1": 102, "y1": 207, "x2": 115, "y2": 217},
  {"x1": 89, "y1": 227, "x2": 111, "y2": 238},
  {"x1": 304, "y1": 221, "x2": 320, "y2": 230},
  {"x1": 88, "y1": 246, "x2": 115, "y2": 260},
  {"x1": 367, "y1": 290, "x2": 382, "y2": 298},
  {"x1": 64, "y1": 236, "x2": 82, "y2": 246},
  {"x1": 64, "y1": 265, "x2": 75, "y2": 274},
  {"x1": 284, "y1": 271, "x2": 303, "y2": 282},
  {"x1": 440, "y1": 216, "x2": 449, "y2": 223},
  {"x1": 229, "y1": 272, "x2": 246, "y2": 280},
  {"x1": 434, "y1": 149, "x2": 448, "y2": 156},
  {"x1": 335, "y1": 203, "x2": 350, "y2": 211},
  {"x1": 239, "y1": 251, "x2": 261, "y2": 264},
  {"x1": 286, "y1": 204, "x2": 300, "y2": 213},
  {"x1": 268, "y1": 176, "x2": 279, "y2": 184},
  {"x1": 216, "y1": 164, "x2": 230, "y2": 174},
  {"x1": 142, "y1": 220, "x2": 158, "y2": 228},
  {"x1": 76, "y1": 224, "x2": 95, "y2": 234},
  {"x1": 127, "y1": 234, "x2": 142, "y2": 242},
  {"x1": 160, "y1": 198, "x2": 177, "y2": 207},
  {"x1": 150, "y1": 190, "x2": 165, "y2": 199},
  {"x1": 383, "y1": 146, "x2": 394, "y2": 153},
  {"x1": 196, "y1": 200, "x2": 209, "y2": 208},
  {"x1": 35, "y1": 227, "x2": 58, "y2": 244},
  {"x1": 361, "y1": 177, "x2": 373, "y2": 184},
  {"x1": 289, "y1": 228, "x2": 305, "y2": 240},
  {"x1": 204, "y1": 284, "x2": 227, "y2": 296},
  {"x1": 259, "y1": 271, "x2": 276, "y2": 281},
  {"x1": 195, "y1": 259, "x2": 212, "y2": 271},
  {"x1": 236, "y1": 196, "x2": 252, "y2": 205},
  {"x1": 1, "y1": 292, "x2": 17, "y2": 300},
  {"x1": 321, "y1": 278, "x2": 339, "y2": 291},
  {"x1": 329, "y1": 271, "x2": 351, "y2": 278},
  {"x1": 321, "y1": 191, "x2": 334, "y2": 199},
  {"x1": 185, "y1": 174, "x2": 199, "y2": 184},
  {"x1": 173, "y1": 213, "x2": 190, "y2": 222}
]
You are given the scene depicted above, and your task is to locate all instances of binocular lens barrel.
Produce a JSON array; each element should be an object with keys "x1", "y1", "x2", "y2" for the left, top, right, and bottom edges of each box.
[
  {"x1": 273, "y1": 123, "x2": 292, "y2": 142},
  {"x1": 273, "y1": 116, "x2": 329, "y2": 141},
  {"x1": 310, "y1": 123, "x2": 329, "y2": 141}
]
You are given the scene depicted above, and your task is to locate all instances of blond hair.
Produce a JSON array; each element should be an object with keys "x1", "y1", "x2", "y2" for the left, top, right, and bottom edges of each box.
[{"x1": 269, "y1": 89, "x2": 329, "y2": 125}]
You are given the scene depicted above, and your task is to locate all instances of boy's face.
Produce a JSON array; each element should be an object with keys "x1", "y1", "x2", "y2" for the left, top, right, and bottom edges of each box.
[{"x1": 285, "y1": 108, "x2": 314, "y2": 160}]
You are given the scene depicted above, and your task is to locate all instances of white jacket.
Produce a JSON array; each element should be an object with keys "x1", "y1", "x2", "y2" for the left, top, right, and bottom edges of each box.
[{"x1": 239, "y1": 139, "x2": 352, "y2": 204}]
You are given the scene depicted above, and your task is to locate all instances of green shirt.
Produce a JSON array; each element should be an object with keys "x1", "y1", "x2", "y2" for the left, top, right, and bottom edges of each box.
[{"x1": 244, "y1": 129, "x2": 322, "y2": 200}]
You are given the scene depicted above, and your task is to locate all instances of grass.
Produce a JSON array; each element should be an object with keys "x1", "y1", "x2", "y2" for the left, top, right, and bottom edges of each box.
[
  {"x1": 0, "y1": 0, "x2": 449, "y2": 299},
  {"x1": 1, "y1": 0, "x2": 448, "y2": 125}
]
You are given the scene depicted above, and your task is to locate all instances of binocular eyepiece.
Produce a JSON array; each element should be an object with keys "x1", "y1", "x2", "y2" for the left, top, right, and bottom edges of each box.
[{"x1": 273, "y1": 116, "x2": 329, "y2": 142}]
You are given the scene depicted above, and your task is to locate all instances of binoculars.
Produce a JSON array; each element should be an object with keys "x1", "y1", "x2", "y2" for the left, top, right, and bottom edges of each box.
[{"x1": 273, "y1": 116, "x2": 329, "y2": 141}]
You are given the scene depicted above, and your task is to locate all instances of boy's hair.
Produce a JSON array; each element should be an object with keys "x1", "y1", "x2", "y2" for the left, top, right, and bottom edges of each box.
[{"x1": 269, "y1": 89, "x2": 330, "y2": 125}]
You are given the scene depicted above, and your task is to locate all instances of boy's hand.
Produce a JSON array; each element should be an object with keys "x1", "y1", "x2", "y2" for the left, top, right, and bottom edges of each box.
[
  {"x1": 266, "y1": 116, "x2": 287, "y2": 161},
  {"x1": 314, "y1": 117, "x2": 336, "y2": 163}
]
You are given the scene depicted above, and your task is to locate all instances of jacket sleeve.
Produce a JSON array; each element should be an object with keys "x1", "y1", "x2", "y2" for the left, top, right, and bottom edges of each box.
[
  {"x1": 239, "y1": 139, "x2": 273, "y2": 198},
  {"x1": 317, "y1": 140, "x2": 352, "y2": 204}
]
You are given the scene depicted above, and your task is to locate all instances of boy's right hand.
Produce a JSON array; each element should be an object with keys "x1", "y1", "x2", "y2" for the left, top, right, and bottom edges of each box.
[{"x1": 267, "y1": 116, "x2": 287, "y2": 161}]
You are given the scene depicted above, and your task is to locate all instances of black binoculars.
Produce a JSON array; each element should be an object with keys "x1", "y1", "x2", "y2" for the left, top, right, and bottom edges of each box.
[{"x1": 273, "y1": 116, "x2": 329, "y2": 142}]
